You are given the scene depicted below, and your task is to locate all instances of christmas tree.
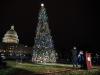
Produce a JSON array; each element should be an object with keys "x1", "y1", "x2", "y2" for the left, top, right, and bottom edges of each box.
[{"x1": 32, "y1": 3, "x2": 57, "y2": 63}]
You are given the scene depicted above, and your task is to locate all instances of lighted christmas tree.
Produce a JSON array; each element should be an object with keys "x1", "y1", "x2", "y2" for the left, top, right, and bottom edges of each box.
[{"x1": 32, "y1": 3, "x2": 57, "y2": 63}]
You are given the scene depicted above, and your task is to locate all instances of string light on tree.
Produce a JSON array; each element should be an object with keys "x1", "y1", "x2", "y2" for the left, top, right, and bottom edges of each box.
[{"x1": 32, "y1": 3, "x2": 57, "y2": 63}]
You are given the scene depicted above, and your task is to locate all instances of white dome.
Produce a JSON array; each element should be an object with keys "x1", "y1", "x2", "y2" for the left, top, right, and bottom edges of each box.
[{"x1": 2, "y1": 26, "x2": 19, "y2": 44}]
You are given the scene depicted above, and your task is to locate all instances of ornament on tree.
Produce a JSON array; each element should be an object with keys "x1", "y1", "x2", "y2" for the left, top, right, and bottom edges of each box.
[{"x1": 32, "y1": 3, "x2": 57, "y2": 63}]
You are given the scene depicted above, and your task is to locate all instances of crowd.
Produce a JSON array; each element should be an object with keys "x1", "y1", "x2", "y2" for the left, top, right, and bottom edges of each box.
[
  {"x1": 71, "y1": 46, "x2": 87, "y2": 69},
  {"x1": 71, "y1": 46, "x2": 100, "y2": 69}
]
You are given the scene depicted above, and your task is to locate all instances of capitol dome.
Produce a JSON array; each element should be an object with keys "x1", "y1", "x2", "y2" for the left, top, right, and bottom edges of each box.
[{"x1": 2, "y1": 25, "x2": 19, "y2": 44}]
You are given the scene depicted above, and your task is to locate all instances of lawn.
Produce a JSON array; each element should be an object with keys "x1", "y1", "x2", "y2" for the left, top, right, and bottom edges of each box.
[{"x1": 0, "y1": 61, "x2": 100, "y2": 75}]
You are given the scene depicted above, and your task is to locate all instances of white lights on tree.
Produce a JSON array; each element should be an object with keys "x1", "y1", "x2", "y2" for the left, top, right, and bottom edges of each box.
[{"x1": 32, "y1": 3, "x2": 57, "y2": 63}]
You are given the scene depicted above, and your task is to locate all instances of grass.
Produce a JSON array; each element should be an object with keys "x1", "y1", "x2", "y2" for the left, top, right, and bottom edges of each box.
[
  {"x1": 7, "y1": 61, "x2": 69, "y2": 74},
  {"x1": 0, "y1": 61, "x2": 100, "y2": 75}
]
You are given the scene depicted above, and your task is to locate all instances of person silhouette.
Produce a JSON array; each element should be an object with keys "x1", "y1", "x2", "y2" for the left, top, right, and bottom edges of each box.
[
  {"x1": 71, "y1": 46, "x2": 78, "y2": 68},
  {"x1": 0, "y1": 52, "x2": 3, "y2": 64},
  {"x1": 78, "y1": 50, "x2": 84, "y2": 68},
  {"x1": 0, "y1": 52, "x2": 6, "y2": 69}
]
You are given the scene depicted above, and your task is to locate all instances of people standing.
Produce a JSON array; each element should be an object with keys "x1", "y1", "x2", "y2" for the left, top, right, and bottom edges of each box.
[
  {"x1": 0, "y1": 52, "x2": 6, "y2": 68},
  {"x1": 78, "y1": 50, "x2": 84, "y2": 68},
  {"x1": 71, "y1": 46, "x2": 78, "y2": 68},
  {"x1": 95, "y1": 53, "x2": 99, "y2": 65},
  {"x1": 0, "y1": 52, "x2": 3, "y2": 65}
]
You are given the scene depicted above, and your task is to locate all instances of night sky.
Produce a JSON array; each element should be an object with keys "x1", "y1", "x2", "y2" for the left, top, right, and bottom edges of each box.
[{"x1": 0, "y1": 0, "x2": 99, "y2": 56}]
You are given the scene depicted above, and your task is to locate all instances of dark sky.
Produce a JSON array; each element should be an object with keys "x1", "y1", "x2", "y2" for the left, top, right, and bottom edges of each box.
[{"x1": 0, "y1": 0, "x2": 98, "y2": 54}]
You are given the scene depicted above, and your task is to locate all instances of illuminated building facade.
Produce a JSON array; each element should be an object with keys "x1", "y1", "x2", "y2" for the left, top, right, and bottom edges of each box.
[{"x1": 1, "y1": 25, "x2": 19, "y2": 59}]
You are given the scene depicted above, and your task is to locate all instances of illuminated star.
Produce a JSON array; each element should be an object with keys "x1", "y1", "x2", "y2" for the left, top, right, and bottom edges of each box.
[{"x1": 41, "y1": 3, "x2": 44, "y2": 7}]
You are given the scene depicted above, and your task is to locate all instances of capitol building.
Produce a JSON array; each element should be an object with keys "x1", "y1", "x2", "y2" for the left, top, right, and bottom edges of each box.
[
  {"x1": 2, "y1": 25, "x2": 19, "y2": 44},
  {"x1": 0, "y1": 25, "x2": 32, "y2": 60}
]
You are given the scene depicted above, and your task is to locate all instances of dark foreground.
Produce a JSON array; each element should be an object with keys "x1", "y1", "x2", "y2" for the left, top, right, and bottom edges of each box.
[{"x1": 0, "y1": 61, "x2": 100, "y2": 75}]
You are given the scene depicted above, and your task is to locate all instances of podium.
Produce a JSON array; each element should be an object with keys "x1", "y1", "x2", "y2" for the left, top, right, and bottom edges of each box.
[{"x1": 85, "y1": 52, "x2": 92, "y2": 70}]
